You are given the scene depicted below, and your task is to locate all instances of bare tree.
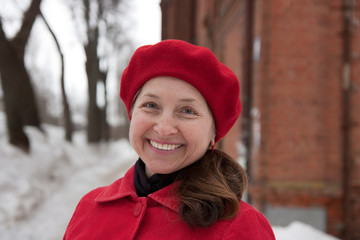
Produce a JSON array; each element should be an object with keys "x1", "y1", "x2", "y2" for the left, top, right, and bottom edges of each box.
[
  {"x1": 39, "y1": 11, "x2": 73, "y2": 142},
  {"x1": 0, "y1": 0, "x2": 42, "y2": 152},
  {"x1": 67, "y1": 0, "x2": 127, "y2": 143}
]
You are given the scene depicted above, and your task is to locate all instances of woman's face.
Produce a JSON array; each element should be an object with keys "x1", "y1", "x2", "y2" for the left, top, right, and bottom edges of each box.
[{"x1": 129, "y1": 76, "x2": 215, "y2": 177}]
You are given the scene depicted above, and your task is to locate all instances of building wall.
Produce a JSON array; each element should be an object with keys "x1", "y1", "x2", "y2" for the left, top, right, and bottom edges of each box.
[
  {"x1": 250, "y1": 1, "x2": 360, "y2": 239},
  {"x1": 250, "y1": 0, "x2": 344, "y2": 236},
  {"x1": 346, "y1": 1, "x2": 360, "y2": 238},
  {"x1": 160, "y1": 0, "x2": 360, "y2": 239}
]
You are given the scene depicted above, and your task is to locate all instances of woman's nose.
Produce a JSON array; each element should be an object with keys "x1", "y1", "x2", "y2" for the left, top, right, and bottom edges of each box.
[{"x1": 153, "y1": 113, "x2": 178, "y2": 136}]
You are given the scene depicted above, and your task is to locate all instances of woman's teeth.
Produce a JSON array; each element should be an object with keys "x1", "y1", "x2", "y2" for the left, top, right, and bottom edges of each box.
[{"x1": 150, "y1": 140, "x2": 181, "y2": 151}]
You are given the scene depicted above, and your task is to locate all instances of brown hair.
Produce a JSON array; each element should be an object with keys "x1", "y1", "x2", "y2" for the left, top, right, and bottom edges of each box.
[{"x1": 176, "y1": 149, "x2": 248, "y2": 227}]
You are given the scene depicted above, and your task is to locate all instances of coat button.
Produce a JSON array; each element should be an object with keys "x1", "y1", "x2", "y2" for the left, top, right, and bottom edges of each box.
[{"x1": 133, "y1": 202, "x2": 143, "y2": 217}]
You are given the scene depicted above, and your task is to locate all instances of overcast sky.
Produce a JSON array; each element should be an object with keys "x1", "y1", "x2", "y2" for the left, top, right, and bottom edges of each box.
[{"x1": 132, "y1": 0, "x2": 161, "y2": 46}]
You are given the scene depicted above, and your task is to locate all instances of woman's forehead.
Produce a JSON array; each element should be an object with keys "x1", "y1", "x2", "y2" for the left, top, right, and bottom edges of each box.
[{"x1": 138, "y1": 76, "x2": 206, "y2": 102}]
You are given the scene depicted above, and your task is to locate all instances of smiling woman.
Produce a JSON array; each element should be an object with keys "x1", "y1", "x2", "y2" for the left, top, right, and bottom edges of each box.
[{"x1": 63, "y1": 40, "x2": 275, "y2": 240}]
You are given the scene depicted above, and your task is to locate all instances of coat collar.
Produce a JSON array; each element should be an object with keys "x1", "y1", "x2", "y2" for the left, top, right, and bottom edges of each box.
[{"x1": 94, "y1": 165, "x2": 180, "y2": 213}]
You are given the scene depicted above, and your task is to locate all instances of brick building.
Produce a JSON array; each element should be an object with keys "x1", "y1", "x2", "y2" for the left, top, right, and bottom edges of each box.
[{"x1": 160, "y1": 0, "x2": 360, "y2": 239}]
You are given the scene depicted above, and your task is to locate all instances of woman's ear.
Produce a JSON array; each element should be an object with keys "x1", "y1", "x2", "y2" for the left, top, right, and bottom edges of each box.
[{"x1": 209, "y1": 139, "x2": 215, "y2": 153}]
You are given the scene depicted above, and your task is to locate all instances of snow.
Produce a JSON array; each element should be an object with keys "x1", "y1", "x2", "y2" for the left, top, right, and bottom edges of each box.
[
  {"x1": 0, "y1": 112, "x2": 340, "y2": 240},
  {"x1": 273, "y1": 222, "x2": 340, "y2": 240},
  {"x1": 0, "y1": 113, "x2": 136, "y2": 239}
]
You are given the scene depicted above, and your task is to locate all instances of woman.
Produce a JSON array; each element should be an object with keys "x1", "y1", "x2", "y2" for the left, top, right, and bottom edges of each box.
[{"x1": 63, "y1": 40, "x2": 275, "y2": 239}]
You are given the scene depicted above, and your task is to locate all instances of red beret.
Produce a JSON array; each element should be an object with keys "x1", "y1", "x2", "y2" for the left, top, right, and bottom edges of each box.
[{"x1": 120, "y1": 39, "x2": 241, "y2": 143}]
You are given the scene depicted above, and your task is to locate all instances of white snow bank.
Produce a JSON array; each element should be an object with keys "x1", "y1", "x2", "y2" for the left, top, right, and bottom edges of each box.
[
  {"x1": 0, "y1": 119, "x2": 136, "y2": 240},
  {"x1": 273, "y1": 221, "x2": 340, "y2": 240}
]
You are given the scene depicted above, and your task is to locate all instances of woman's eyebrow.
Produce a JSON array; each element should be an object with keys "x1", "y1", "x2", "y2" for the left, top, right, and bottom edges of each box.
[
  {"x1": 141, "y1": 93, "x2": 160, "y2": 99},
  {"x1": 179, "y1": 98, "x2": 198, "y2": 103},
  {"x1": 140, "y1": 92, "x2": 200, "y2": 105}
]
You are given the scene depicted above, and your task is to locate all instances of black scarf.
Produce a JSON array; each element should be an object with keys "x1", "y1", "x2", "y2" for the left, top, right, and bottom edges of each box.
[{"x1": 134, "y1": 159, "x2": 179, "y2": 197}]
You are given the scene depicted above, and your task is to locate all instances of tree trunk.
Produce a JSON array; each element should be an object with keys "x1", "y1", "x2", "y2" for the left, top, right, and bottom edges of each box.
[
  {"x1": 101, "y1": 73, "x2": 110, "y2": 141},
  {"x1": 83, "y1": 0, "x2": 109, "y2": 143},
  {"x1": 40, "y1": 12, "x2": 73, "y2": 142},
  {"x1": 0, "y1": 0, "x2": 42, "y2": 152},
  {"x1": 84, "y1": 32, "x2": 109, "y2": 143}
]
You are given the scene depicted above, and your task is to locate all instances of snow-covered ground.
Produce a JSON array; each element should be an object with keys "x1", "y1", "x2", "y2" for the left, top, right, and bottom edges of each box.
[{"x1": 0, "y1": 114, "x2": 339, "y2": 240}]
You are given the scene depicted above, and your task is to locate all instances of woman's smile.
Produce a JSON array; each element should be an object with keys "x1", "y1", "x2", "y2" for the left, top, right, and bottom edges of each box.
[{"x1": 149, "y1": 139, "x2": 182, "y2": 151}]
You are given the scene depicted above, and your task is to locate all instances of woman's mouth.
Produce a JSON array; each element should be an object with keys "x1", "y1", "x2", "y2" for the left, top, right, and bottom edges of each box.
[{"x1": 149, "y1": 140, "x2": 182, "y2": 151}]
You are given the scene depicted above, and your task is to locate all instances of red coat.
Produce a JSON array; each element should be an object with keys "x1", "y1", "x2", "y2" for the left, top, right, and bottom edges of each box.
[{"x1": 63, "y1": 166, "x2": 275, "y2": 240}]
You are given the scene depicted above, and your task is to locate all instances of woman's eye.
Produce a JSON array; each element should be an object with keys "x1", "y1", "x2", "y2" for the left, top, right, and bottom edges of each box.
[
  {"x1": 144, "y1": 102, "x2": 158, "y2": 109},
  {"x1": 181, "y1": 108, "x2": 196, "y2": 115}
]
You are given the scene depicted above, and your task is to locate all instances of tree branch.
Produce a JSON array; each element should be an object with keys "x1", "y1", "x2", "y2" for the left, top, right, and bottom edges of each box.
[
  {"x1": 40, "y1": 11, "x2": 73, "y2": 141},
  {"x1": 12, "y1": 0, "x2": 42, "y2": 58}
]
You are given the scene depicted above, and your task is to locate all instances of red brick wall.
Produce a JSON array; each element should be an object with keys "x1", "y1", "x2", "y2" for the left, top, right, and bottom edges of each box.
[
  {"x1": 347, "y1": 0, "x2": 360, "y2": 238},
  {"x1": 161, "y1": 0, "x2": 360, "y2": 239},
  {"x1": 250, "y1": 0, "x2": 360, "y2": 238},
  {"x1": 161, "y1": 0, "x2": 196, "y2": 42},
  {"x1": 251, "y1": 0, "x2": 344, "y2": 192}
]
